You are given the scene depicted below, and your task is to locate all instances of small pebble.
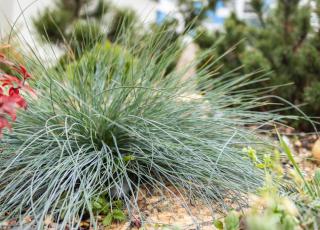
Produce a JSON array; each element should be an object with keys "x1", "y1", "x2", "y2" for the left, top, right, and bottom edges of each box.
[{"x1": 312, "y1": 138, "x2": 320, "y2": 161}]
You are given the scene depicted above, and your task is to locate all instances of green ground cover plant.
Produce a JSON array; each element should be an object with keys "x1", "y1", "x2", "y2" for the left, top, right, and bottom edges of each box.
[
  {"x1": 215, "y1": 135, "x2": 320, "y2": 230},
  {"x1": 0, "y1": 23, "x2": 292, "y2": 228}
]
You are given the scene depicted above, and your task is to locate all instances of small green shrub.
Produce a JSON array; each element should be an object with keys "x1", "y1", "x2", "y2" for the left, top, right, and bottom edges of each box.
[
  {"x1": 195, "y1": 27, "x2": 216, "y2": 49},
  {"x1": 69, "y1": 20, "x2": 104, "y2": 57},
  {"x1": 194, "y1": 0, "x2": 320, "y2": 130},
  {"x1": 33, "y1": 8, "x2": 72, "y2": 43},
  {"x1": 304, "y1": 82, "x2": 320, "y2": 114},
  {"x1": 107, "y1": 7, "x2": 138, "y2": 42},
  {"x1": 33, "y1": 0, "x2": 138, "y2": 60},
  {"x1": 91, "y1": 196, "x2": 126, "y2": 226},
  {"x1": 33, "y1": 0, "x2": 109, "y2": 42}
]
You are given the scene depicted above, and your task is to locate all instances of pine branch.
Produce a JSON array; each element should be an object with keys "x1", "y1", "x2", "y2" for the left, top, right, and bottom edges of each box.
[{"x1": 250, "y1": 0, "x2": 265, "y2": 27}]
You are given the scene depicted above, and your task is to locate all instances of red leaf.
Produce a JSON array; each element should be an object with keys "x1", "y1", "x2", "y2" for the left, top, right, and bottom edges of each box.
[
  {"x1": 0, "y1": 116, "x2": 12, "y2": 137},
  {"x1": 13, "y1": 64, "x2": 32, "y2": 79},
  {"x1": 9, "y1": 87, "x2": 27, "y2": 109},
  {"x1": 0, "y1": 48, "x2": 35, "y2": 136},
  {"x1": 0, "y1": 94, "x2": 18, "y2": 120}
]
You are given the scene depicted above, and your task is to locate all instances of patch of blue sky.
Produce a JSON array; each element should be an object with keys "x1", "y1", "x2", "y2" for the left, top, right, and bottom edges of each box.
[
  {"x1": 206, "y1": 0, "x2": 225, "y2": 24},
  {"x1": 156, "y1": 10, "x2": 167, "y2": 24}
]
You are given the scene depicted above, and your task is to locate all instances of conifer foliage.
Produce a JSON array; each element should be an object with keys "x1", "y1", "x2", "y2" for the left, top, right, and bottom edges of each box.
[
  {"x1": 196, "y1": 0, "x2": 320, "y2": 129},
  {"x1": 33, "y1": 0, "x2": 137, "y2": 58}
]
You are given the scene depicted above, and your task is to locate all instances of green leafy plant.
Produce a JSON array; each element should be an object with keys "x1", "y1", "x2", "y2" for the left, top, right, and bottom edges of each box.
[
  {"x1": 214, "y1": 210, "x2": 240, "y2": 230},
  {"x1": 213, "y1": 132, "x2": 320, "y2": 230},
  {"x1": 277, "y1": 132, "x2": 320, "y2": 229},
  {"x1": 278, "y1": 132, "x2": 314, "y2": 197},
  {"x1": 214, "y1": 174, "x2": 300, "y2": 230},
  {"x1": 91, "y1": 196, "x2": 126, "y2": 226}
]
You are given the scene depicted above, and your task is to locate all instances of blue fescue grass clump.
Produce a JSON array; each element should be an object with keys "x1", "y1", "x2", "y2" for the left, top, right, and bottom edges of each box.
[{"x1": 0, "y1": 28, "x2": 288, "y2": 228}]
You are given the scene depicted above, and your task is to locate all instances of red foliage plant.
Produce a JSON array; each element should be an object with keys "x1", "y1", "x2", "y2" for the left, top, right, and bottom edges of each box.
[{"x1": 0, "y1": 50, "x2": 34, "y2": 137}]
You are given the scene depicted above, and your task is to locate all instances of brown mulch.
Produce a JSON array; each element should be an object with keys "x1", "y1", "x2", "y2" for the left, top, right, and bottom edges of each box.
[
  {"x1": 106, "y1": 186, "x2": 222, "y2": 230},
  {"x1": 285, "y1": 131, "x2": 319, "y2": 178}
]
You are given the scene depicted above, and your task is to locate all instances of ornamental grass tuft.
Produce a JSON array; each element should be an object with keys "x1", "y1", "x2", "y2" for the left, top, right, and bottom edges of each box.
[{"x1": 0, "y1": 27, "x2": 291, "y2": 228}]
